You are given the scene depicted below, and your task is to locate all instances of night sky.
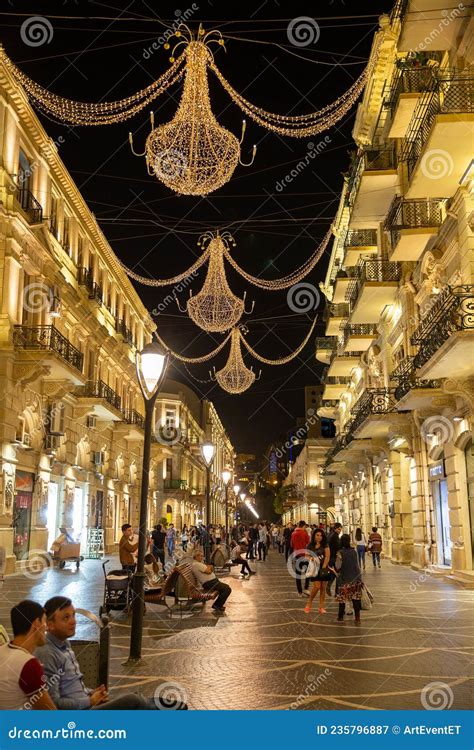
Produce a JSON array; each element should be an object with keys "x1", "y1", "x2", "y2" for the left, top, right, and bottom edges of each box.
[{"x1": 1, "y1": 0, "x2": 393, "y2": 456}]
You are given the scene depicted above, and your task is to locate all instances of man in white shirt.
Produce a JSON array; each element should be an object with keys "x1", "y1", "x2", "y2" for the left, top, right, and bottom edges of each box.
[
  {"x1": 257, "y1": 523, "x2": 267, "y2": 561},
  {"x1": 0, "y1": 600, "x2": 56, "y2": 710},
  {"x1": 191, "y1": 550, "x2": 232, "y2": 614}
]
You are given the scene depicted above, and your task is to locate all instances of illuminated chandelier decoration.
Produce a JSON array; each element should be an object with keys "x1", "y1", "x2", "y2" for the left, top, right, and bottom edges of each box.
[
  {"x1": 1, "y1": 27, "x2": 380, "y2": 195},
  {"x1": 211, "y1": 327, "x2": 260, "y2": 395},
  {"x1": 154, "y1": 317, "x2": 317, "y2": 395},
  {"x1": 120, "y1": 227, "x2": 332, "y2": 291},
  {"x1": 130, "y1": 28, "x2": 256, "y2": 195},
  {"x1": 175, "y1": 231, "x2": 254, "y2": 332}
]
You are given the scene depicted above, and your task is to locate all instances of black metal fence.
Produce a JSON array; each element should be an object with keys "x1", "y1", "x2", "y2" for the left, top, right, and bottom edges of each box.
[{"x1": 13, "y1": 325, "x2": 83, "y2": 372}]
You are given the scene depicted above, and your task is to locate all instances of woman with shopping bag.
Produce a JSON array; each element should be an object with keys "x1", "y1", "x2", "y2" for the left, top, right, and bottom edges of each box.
[
  {"x1": 332, "y1": 534, "x2": 363, "y2": 624},
  {"x1": 303, "y1": 529, "x2": 331, "y2": 615}
]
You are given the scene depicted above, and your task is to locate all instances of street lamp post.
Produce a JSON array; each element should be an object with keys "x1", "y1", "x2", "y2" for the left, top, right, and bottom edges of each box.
[
  {"x1": 201, "y1": 441, "x2": 216, "y2": 563},
  {"x1": 233, "y1": 484, "x2": 240, "y2": 527},
  {"x1": 222, "y1": 469, "x2": 232, "y2": 545},
  {"x1": 128, "y1": 342, "x2": 169, "y2": 663}
]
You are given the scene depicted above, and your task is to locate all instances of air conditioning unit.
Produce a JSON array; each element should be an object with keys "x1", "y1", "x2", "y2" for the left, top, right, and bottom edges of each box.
[
  {"x1": 48, "y1": 402, "x2": 65, "y2": 435},
  {"x1": 93, "y1": 451, "x2": 105, "y2": 466},
  {"x1": 86, "y1": 415, "x2": 97, "y2": 429},
  {"x1": 45, "y1": 434, "x2": 60, "y2": 454}
]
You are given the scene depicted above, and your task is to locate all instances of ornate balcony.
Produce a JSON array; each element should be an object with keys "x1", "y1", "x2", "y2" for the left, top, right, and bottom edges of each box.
[
  {"x1": 315, "y1": 336, "x2": 336, "y2": 365},
  {"x1": 339, "y1": 323, "x2": 377, "y2": 352},
  {"x1": 15, "y1": 185, "x2": 43, "y2": 224},
  {"x1": 347, "y1": 388, "x2": 398, "y2": 438},
  {"x1": 323, "y1": 302, "x2": 350, "y2": 337},
  {"x1": 392, "y1": 355, "x2": 441, "y2": 405},
  {"x1": 346, "y1": 259, "x2": 401, "y2": 323},
  {"x1": 115, "y1": 318, "x2": 134, "y2": 346},
  {"x1": 322, "y1": 375, "x2": 350, "y2": 401},
  {"x1": 385, "y1": 63, "x2": 439, "y2": 138},
  {"x1": 328, "y1": 348, "x2": 362, "y2": 377},
  {"x1": 385, "y1": 196, "x2": 445, "y2": 260},
  {"x1": 122, "y1": 409, "x2": 145, "y2": 429},
  {"x1": 401, "y1": 72, "x2": 474, "y2": 198},
  {"x1": 343, "y1": 228, "x2": 377, "y2": 266},
  {"x1": 163, "y1": 479, "x2": 188, "y2": 491},
  {"x1": 75, "y1": 379, "x2": 123, "y2": 420},
  {"x1": 13, "y1": 325, "x2": 83, "y2": 377},
  {"x1": 346, "y1": 148, "x2": 398, "y2": 229},
  {"x1": 411, "y1": 285, "x2": 474, "y2": 379},
  {"x1": 77, "y1": 267, "x2": 103, "y2": 304}
]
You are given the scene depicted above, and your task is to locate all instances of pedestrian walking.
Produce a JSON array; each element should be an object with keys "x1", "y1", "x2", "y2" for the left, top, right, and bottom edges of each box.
[
  {"x1": 151, "y1": 524, "x2": 166, "y2": 568},
  {"x1": 247, "y1": 524, "x2": 258, "y2": 560},
  {"x1": 290, "y1": 521, "x2": 310, "y2": 597},
  {"x1": 181, "y1": 526, "x2": 189, "y2": 551},
  {"x1": 283, "y1": 523, "x2": 293, "y2": 561},
  {"x1": 257, "y1": 523, "x2": 267, "y2": 561},
  {"x1": 303, "y1": 529, "x2": 330, "y2": 614},
  {"x1": 119, "y1": 524, "x2": 139, "y2": 574},
  {"x1": 368, "y1": 527, "x2": 382, "y2": 568},
  {"x1": 354, "y1": 527, "x2": 367, "y2": 570},
  {"x1": 326, "y1": 522, "x2": 342, "y2": 596},
  {"x1": 166, "y1": 523, "x2": 176, "y2": 559},
  {"x1": 333, "y1": 534, "x2": 363, "y2": 624}
]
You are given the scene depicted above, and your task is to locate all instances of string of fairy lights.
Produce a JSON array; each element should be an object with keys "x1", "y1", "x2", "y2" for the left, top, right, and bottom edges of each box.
[{"x1": 0, "y1": 18, "x2": 374, "y2": 394}]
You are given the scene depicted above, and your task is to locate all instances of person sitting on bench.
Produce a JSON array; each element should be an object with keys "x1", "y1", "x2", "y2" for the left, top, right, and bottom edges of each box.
[
  {"x1": 37, "y1": 596, "x2": 186, "y2": 709},
  {"x1": 230, "y1": 543, "x2": 255, "y2": 579},
  {"x1": 191, "y1": 550, "x2": 231, "y2": 615}
]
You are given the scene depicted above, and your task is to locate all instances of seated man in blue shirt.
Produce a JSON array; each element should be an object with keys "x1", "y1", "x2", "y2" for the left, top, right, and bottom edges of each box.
[{"x1": 36, "y1": 596, "x2": 186, "y2": 710}]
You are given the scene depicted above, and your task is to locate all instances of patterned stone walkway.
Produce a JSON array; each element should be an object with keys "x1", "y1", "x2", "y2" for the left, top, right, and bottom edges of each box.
[{"x1": 1, "y1": 550, "x2": 473, "y2": 710}]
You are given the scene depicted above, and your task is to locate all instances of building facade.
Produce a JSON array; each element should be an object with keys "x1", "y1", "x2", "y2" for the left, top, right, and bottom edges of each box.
[
  {"x1": 317, "y1": 0, "x2": 473, "y2": 584},
  {"x1": 0, "y1": 55, "x2": 233, "y2": 572}
]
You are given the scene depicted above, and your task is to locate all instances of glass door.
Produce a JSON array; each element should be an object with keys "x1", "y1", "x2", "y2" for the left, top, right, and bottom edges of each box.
[
  {"x1": 46, "y1": 482, "x2": 59, "y2": 549},
  {"x1": 433, "y1": 479, "x2": 451, "y2": 566}
]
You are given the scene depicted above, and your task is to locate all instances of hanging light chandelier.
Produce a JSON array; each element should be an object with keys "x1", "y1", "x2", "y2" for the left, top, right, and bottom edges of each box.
[
  {"x1": 175, "y1": 231, "x2": 254, "y2": 332},
  {"x1": 211, "y1": 327, "x2": 260, "y2": 395},
  {"x1": 129, "y1": 27, "x2": 256, "y2": 195},
  {"x1": 154, "y1": 317, "x2": 317, "y2": 396},
  {"x1": 1, "y1": 27, "x2": 380, "y2": 195}
]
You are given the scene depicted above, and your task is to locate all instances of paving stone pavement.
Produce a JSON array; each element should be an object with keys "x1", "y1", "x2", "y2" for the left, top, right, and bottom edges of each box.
[{"x1": 1, "y1": 550, "x2": 473, "y2": 710}]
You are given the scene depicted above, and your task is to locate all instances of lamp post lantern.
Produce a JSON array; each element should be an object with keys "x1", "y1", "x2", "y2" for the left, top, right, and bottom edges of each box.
[
  {"x1": 201, "y1": 441, "x2": 216, "y2": 562},
  {"x1": 222, "y1": 469, "x2": 232, "y2": 545},
  {"x1": 128, "y1": 341, "x2": 169, "y2": 662}
]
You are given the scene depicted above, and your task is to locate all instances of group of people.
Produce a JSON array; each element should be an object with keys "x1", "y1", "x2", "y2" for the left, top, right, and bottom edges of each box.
[
  {"x1": 0, "y1": 598, "x2": 188, "y2": 710},
  {"x1": 284, "y1": 521, "x2": 382, "y2": 623}
]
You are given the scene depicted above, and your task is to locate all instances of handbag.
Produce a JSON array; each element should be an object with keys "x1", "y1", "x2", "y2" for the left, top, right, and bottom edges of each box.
[
  {"x1": 305, "y1": 556, "x2": 320, "y2": 578},
  {"x1": 361, "y1": 583, "x2": 372, "y2": 610}
]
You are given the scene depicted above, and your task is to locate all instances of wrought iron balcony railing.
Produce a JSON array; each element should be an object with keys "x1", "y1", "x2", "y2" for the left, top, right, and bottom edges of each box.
[
  {"x1": 114, "y1": 318, "x2": 134, "y2": 346},
  {"x1": 323, "y1": 302, "x2": 350, "y2": 322},
  {"x1": 392, "y1": 356, "x2": 441, "y2": 401},
  {"x1": 345, "y1": 259, "x2": 401, "y2": 309},
  {"x1": 410, "y1": 285, "x2": 474, "y2": 369},
  {"x1": 338, "y1": 323, "x2": 377, "y2": 351},
  {"x1": 384, "y1": 63, "x2": 440, "y2": 114},
  {"x1": 344, "y1": 228, "x2": 377, "y2": 247},
  {"x1": 122, "y1": 409, "x2": 145, "y2": 429},
  {"x1": 13, "y1": 325, "x2": 83, "y2": 372},
  {"x1": 401, "y1": 72, "x2": 474, "y2": 181},
  {"x1": 163, "y1": 479, "x2": 188, "y2": 491},
  {"x1": 15, "y1": 186, "x2": 43, "y2": 224},
  {"x1": 324, "y1": 375, "x2": 351, "y2": 385},
  {"x1": 347, "y1": 388, "x2": 398, "y2": 435},
  {"x1": 346, "y1": 148, "x2": 397, "y2": 210},
  {"x1": 77, "y1": 379, "x2": 122, "y2": 411},
  {"x1": 77, "y1": 267, "x2": 103, "y2": 304},
  {"x1": 315, "y1": 337, "x2": 336, "y2": 350},
  {"x1": 385, "y1": 196, "x2": 444, "y2": 250}
]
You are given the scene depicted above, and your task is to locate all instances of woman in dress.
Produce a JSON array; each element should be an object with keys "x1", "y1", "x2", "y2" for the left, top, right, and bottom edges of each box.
[
  {"x1": 333, "y1": 533, "x2": 363, "y2": 624},
  {"x1": 303, "y1": 528, "x2": 330, "y2": 615}
]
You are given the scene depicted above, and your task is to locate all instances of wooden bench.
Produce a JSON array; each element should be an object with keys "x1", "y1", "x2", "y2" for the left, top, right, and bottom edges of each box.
[
  {"x1": 210, "y1": 545, "x2": 231, "y2": 576},
  {"x1": 171, "y1": 562, "x2": 217, "y2": 616}
]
